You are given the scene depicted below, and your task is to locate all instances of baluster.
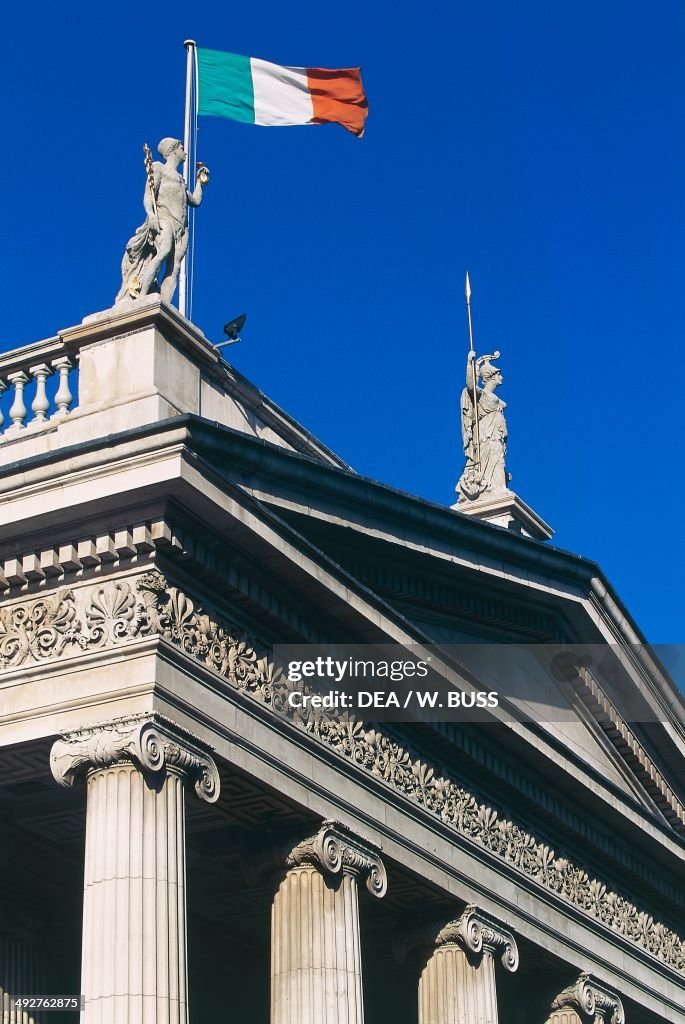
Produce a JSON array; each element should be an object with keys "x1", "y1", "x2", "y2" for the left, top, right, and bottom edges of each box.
[
  {"x1": 29, "y1": 362, "x2": 53, "y2": 421},
  {"x1": 51, "y1": 356, "x2": 73, "y2": 415},
  {"x1": 0, "y1": 380, "x2": 6, "y2": 432},
  {"x1": 7, "y1": 372, "x2": 29, "y2": 431}
]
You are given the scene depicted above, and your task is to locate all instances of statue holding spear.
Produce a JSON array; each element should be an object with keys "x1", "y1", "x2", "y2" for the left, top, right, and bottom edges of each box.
[
  {"x1": 115, "y1": 138, "x2": 209, "y2": 308},
  {"x1": 455, "y1": 273, "x2": 509, "y2": 503}
]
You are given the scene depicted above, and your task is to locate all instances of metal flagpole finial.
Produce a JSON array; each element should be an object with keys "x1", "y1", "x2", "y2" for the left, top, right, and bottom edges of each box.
[
  {"x1": 183, "y1": 39, "x2": 197, "y2": 49},
  {"x1": 464, "y1": 270, "x2": 475, "y2": 356},
  {"x1": 462, "y1": 269, "x2": 481, "y2": 468}
]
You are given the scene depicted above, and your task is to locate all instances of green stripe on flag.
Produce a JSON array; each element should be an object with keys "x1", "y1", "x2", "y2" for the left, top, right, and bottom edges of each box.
[{"x1": 197, "y1": 48, "x2": 255, "y2": 123}]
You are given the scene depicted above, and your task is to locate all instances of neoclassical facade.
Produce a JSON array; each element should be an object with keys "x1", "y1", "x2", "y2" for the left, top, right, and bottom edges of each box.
[{"x1": 0, "y1": 300, "x2": 683, "y2": 1023}]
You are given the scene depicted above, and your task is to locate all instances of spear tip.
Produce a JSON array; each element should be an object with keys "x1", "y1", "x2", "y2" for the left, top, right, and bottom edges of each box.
[{"x1": 465, "y1": 271, "x2": 472, "y2": 303}]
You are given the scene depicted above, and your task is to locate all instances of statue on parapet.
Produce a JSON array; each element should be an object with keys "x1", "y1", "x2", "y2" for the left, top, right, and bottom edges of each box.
[
  {"x1": 456, "y1": 350, "x2": 509, "y2": 502},
  {"x1": 115, "y1": 138, "x2": 209, "y2": 308}
]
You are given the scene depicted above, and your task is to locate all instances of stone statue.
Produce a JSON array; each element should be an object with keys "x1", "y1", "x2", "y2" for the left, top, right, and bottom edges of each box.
[
  {"x1": 115, "y1": 138, "x2": 209, "y2": 307},
  {"x1": 456, "y1": 350, "x2": 509, "y2": 502}
]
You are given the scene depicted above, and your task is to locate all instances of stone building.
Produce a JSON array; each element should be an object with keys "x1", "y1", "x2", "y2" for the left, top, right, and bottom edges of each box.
[{"x1": 0, "y1": 299, "x2": 683, "y2": 1024}]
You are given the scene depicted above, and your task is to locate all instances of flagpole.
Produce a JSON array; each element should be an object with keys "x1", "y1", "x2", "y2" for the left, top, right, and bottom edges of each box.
[{"x1": 179, "y1": 39, "x2": 197, "y2": 319}]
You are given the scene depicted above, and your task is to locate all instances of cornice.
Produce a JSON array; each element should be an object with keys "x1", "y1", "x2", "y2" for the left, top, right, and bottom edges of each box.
[
  {"x1": 333, "y1": 553, "x2": 561, "y2": 641},
  {"x1": 558, "y1": 656, "x2": 685, "y2": 832}
]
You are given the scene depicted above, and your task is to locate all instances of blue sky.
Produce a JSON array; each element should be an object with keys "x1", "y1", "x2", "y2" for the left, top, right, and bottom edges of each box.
[{"x1": 4, "y1": 1, "x2": 684, "y2": 641}]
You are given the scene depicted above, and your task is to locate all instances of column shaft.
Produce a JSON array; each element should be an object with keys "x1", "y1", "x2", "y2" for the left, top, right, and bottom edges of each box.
[
  {"x1": 546, "y1": 1014, "x2": 582, "y2": 1024},
  {"x1": 419, "y1": 944, "x2": 498, "y2": 1024},
  {"x1": 0, "y1": 931, "x2": 45, "y2": 1024},
  {"x1": 271, "y1": 865, "x2": 364, "y2": 1024},
  {"x1": 81, "y1": 764, "x2": 187, "y2": 1024}
]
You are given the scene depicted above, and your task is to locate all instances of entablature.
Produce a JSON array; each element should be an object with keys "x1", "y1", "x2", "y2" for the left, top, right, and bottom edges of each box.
[{"x1": 2, "y1": 550, "x2": 684, "y2": 987}]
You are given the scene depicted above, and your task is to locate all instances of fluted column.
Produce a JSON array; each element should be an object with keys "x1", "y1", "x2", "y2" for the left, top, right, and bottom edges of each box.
[
  {"x1": 50, "y1": 716, "x2": 220, "y2": 1024},
  {"x1": 261, "y1": 820, "x2": 387, "y2": 1024},
  {"x1": 414, "y1": 906, "x2": 518, "y2": 1024},
  {"x1": 545, "y1": 974, "x2": 624, "y2": 1024},
  {"x1": 0, "y1": 905, "x2": 46, "y2": 1024}
]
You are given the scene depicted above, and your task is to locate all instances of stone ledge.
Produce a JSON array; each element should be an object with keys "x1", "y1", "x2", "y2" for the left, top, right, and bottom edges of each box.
[
  {"x1": 452, "y1": 489, "x2": 554, "y2": 541},
  {"x1": 72, "y1": 295, "x2": 223, "y2": 379}
]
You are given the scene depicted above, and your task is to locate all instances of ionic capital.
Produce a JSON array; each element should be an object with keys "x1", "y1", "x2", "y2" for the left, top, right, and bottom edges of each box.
[
  {"x1": 247, "y1": 820, "x2": 387, "y2": 898},
  {"x1": 550, "y1": 974, "x2": 624, "y2": 1024},
  {"x1": 289, "y1": 820, "x2": 387, "y2": 896},
  {"x1": 50, "y1": 714, "x2": 220, "y2": 803},
  {"x1": 453, "y1": 905, "x2": 519, "y2": 971},
  {"x1": 397, "y1": 905, "x2": 519, "y2": 972}
]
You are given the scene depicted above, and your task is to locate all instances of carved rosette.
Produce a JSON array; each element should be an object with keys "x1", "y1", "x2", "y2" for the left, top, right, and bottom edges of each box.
[
  {"x1": 285, "y1": 819, "x2": 387, "y2": 897},
  {"x1": 50, "y1": 715, "x2": 220, "y2": 803},
  {"x1": 550, "y1": 974, "x2": 624, "y2": 1024}
]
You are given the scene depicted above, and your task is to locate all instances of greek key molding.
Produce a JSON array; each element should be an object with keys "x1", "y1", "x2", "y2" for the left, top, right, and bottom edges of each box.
[
  {"x1": 550, "y1": 973, "x2": 625, "y2": 1024},
  {"x1": 7, "y1": 569, "x2": 684, "y2": 974},
  {"x1": 50, "y1": 714, "x2": 220, "y2": 803}
]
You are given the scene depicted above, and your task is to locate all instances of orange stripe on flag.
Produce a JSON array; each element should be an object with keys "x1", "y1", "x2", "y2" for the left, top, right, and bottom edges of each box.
[{"x1": 307, "y1": 67, "x2": 368, "y2": 137}]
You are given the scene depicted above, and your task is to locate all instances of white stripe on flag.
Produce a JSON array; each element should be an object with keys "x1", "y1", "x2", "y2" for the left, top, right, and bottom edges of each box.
[{"x1": 250, "y1": 59, "x2": 314, "y2": 126}]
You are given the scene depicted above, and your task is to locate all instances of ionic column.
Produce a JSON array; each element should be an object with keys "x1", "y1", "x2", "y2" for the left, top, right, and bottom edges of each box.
[
  {"x1": 545, "y1": 974, "x2": 625, "y2": 1024},
  {"x1": 50, "y1": 716, "x2": 220, "y2": 1024},
  {"x1": 0, "y1": 904, "x2": 46, "y2": 1024},
  {"x1": 415, "y1": 906, "x2": 518, "y2": 1024},
  {"x1": 260, "y1": 820, "x2": 387, "y2": 1024}
]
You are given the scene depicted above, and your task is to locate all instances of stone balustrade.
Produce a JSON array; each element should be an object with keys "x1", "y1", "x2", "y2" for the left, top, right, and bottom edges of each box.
[
  {"x1": 0, "y1": 298, "x2": 352, "y2": 471},
  {"x1": 0, "y1": 336, "x2": 75, "y2": 437}
]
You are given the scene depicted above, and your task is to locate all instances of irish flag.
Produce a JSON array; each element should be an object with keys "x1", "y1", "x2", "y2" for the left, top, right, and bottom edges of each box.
[{"x1": 196, "y1": 48, "x2": 368, "y2": 137}]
